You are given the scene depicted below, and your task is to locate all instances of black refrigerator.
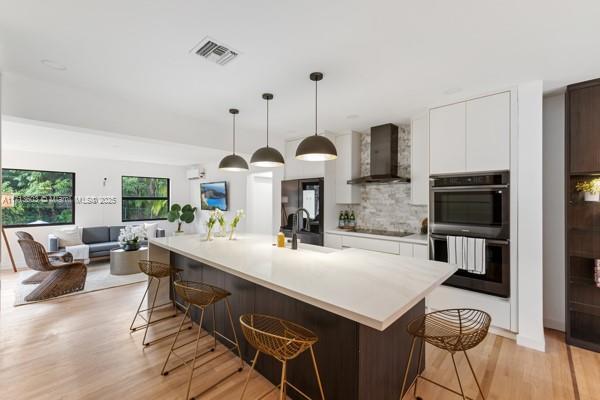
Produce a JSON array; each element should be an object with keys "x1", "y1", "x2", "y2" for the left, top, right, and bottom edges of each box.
[{"x1": 280, "y1": 177, "x2": 324, "y2": 246}]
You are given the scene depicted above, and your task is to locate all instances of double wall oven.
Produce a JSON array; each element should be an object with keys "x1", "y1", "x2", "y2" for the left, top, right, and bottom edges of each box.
[{"x1": 429, "y1": 171, "x2": 510, "y2": 298}]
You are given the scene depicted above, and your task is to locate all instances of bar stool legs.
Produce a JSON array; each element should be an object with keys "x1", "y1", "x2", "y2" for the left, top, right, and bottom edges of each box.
[
  {"x1": 161, "y1": 295, "x2": 243, "y2": 400},
  {"x1": 239, "y1": 314, "x2": 325, "y2": 400},
  {"x1": 400, "y1": 309, "x2": 490, "y2": 400},
  {"x1": 129, "y1": 274, "x2": 191, "y2": 347}
]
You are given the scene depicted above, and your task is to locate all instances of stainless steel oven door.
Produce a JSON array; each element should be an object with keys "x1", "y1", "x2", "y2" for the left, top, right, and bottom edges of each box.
[
  {"x1": 429, "y1": 184, "x2": 510, "y2": 240},
  {"x1": 430, "y1": 234, "x2": 510, "y2": 298}
]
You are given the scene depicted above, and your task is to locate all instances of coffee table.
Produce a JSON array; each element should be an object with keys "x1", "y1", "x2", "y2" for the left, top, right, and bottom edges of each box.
[{"x1": 110, "y1": 246, "x2": 148, "y2": 275}]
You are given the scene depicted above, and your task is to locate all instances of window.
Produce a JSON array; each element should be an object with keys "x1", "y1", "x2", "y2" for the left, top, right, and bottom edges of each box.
[
  {"x1": 1, "y1": 168, "x2": 75, "y2": 227},
  {"x1": 122, "y1": 176, "x2": 169, "y2": 221}
]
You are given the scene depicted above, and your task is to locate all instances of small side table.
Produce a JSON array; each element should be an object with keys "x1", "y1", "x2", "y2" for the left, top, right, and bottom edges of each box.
[{"x1": 110, "y1": 246, "x2": 148, "y2": 275}]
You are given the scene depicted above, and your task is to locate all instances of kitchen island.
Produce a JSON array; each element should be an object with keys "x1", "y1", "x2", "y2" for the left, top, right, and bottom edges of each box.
[{"x1": 149, "y1": 234, "x2": 456, "y2": 400}]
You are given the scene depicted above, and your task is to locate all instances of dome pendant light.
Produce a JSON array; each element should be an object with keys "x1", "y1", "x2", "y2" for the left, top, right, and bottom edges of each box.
[
  {"x1": 218, "y1": 108, "x2": 249, "y2": 171},
  {"x1": 295, "y1": 72, "x2": 337, "y2": 161},
  {"x1": 250, "y1": 93, "x2": 285, "y2": 167}
]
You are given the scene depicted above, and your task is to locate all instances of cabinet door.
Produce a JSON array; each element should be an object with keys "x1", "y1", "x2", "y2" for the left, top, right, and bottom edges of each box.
[
  {"x1": 569, "y1": 84, "x2": 600, "y2": 173},
  {"x1": 466, "y1": 92, "x2": 510, "y2": 172},
  {"x1": 341, "y1": 236, "x2": 400, "y2": 254},
  {"x1": 399, "y1": 243, "x2": 414, "y2": 257},
  {"x1": 413, "y1": 244, "x2": 429, "y2": 260},
  {"x1": 429, "y1": 102, "x2": 466, "y2": 174},
  {"x1": 335, "y1": 133, "x2": 361, "y2": 204},
  {"x1": 324, "y1": 233, "x2": 343, "y2": 249},
  {"x1": 411, "y1": 116, "x2": 429, "y2": 205}
]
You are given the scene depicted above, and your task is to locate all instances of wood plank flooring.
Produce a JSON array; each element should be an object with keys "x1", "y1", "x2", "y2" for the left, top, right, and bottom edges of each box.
[{"x1": 1, "y1": 270, "x2": 599, "y2": 400}]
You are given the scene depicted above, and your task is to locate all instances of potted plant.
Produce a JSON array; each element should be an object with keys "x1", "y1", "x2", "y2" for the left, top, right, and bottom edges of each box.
[
  {"x1": 167, "y1": 204, "x2": 197, "y2": 235},
  {"x1": 118, "y1": 225, "x2": 146, "y2": 251},
  {"x1": 576, "y1": 178, "x2": 600, "y2": 202},
  {"x1": 229, "y1": 209, "x2": 245, "y2": 240}
]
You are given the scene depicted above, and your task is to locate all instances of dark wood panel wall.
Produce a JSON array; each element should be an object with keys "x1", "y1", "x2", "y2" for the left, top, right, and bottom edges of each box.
[
  {"x1": 171, "y1": 252, "x2": 424, "y2": 399},
  {"x1": 565, "y1": 77, "x2": 600, "y2": 353}
]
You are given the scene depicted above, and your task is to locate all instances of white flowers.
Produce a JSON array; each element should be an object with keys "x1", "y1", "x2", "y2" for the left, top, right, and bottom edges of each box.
[
  {"x1": 230, "y1": 209, "x2": 245, "y2": 229},
  {"x1": 118, "y1": 225, "x2": 146, "y2": 244}
]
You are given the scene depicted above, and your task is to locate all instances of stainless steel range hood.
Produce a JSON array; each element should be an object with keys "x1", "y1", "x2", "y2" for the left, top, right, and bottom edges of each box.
[{"x1": 347, "y1": 123, "x2": 410, "y2": 184}]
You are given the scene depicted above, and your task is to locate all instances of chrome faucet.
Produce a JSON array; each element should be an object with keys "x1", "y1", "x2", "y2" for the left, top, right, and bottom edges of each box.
[{"x1": 291, "y1": 208, "x2": 311, "y2": 250}]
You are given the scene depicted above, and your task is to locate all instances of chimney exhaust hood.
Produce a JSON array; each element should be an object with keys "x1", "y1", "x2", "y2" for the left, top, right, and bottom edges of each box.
[{"x1": 347, "y1": 123, "x2": 410, "y2": 184}]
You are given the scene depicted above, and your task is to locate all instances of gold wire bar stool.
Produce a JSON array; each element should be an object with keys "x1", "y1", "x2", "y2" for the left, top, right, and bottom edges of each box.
[
  {"x1": 239, "y1": 313, "x2": 325, "y2": 400},
  {"x1": 130, "y1": 260, "x2": 191, "y2": 347},
  {"x1": 161, "y1": 280, "x2": 244, "y2": 400},
  {"x1": 400, "y1": 308, "x2": 491, "y2": 400}
]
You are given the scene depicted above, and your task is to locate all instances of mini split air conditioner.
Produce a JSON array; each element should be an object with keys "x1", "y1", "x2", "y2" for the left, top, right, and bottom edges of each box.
[{"x1": 186, "y1": 166, "x2": 205, "y2": 180}]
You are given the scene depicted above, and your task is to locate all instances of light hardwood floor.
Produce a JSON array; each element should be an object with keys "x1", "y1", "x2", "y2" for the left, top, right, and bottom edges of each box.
[{"x1": 1, "y1": 270, "x2": 599, "y2": 400}]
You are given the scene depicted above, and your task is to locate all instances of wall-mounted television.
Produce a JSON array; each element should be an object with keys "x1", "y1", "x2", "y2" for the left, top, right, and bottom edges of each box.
[{"x1": 200, "y1": 181, "x2": 228, "y2": 211}]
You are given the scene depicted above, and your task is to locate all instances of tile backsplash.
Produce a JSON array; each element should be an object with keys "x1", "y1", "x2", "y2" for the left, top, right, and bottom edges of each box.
[{"x1": 354, "y1": 125, "x2": 428, "y2": 233}]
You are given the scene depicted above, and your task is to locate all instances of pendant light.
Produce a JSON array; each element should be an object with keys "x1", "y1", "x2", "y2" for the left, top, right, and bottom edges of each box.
[
  {"x1": 250, "y1": 93, "x2": 285, "y2": 167},
  {"x1": 295, "y1": 72, "x2": 337, "y2": 161},
  {"x1": 219, "y1": 108, "x2": 249, "y2": 171}
]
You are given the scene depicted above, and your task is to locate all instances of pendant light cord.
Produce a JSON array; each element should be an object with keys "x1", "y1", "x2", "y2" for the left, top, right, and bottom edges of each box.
[
  {"x1": 232, "y1": 113, "x2": 236, "y2": 154},
  {"x1": 266, "y1": 97, "x2": 270, "y2": 147},
  {"x1": 314, "y1": 79, "x2": 318, "y2": 136}
]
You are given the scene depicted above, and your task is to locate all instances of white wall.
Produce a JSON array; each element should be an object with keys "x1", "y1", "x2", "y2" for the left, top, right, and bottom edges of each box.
[
  {"x1": 246, "y1": 172, "x2": 273, "y2": 235},
  {"x1": 516, "y1": 80, "x2": 546, "y2": 351},
  {"x1": 189, "y1": 161, "x2": 249, "y2": 235},
  {"x1": 1, "y1": 149, "x2": 190, "y2": 269},
  {"x1": 543, "y1": 93, "x2": 565, "y2": 331}
]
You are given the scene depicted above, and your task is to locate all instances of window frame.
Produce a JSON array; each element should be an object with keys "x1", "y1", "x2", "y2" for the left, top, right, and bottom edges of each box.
[
  {"x1": 1, "y1": 167, "x2": 76, "y2": 228},
  {"x1": 121, "y1": 175, "x2": 170, "y2": 222}
]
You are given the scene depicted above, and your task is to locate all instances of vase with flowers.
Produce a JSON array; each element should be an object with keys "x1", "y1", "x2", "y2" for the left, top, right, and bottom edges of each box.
[
  {"x1": 576, "y1": 178, "x2": 600, "y2": 202},
  {"x1": 229, "y1": 209, "x2": 245, "y2": 240},
  {"x1": 215, "y1": 208, "x2": 227, "y2": 237},
  {"x1": 118, "y1": 225, "x2": 146, "y2": 251},
  {"x1": 206, "y1": 210, "x2": 218, "y2": 241}
]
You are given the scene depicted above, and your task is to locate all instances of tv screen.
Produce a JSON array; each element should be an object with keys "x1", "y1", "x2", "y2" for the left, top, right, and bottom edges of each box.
[{"x1": 201, "y1": 181, "x2": 228, "y2": 211}]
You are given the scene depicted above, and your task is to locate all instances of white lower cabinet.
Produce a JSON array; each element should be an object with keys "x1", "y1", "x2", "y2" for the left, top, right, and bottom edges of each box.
[
  {"x1": 413, "y1": 244, "x2": 429, "y2": 260},
  {"x1": 324, "y1": 233, "x2": 343, "y2": 249},
  {"x1": 426, "y1": 285, "x2": 512, "y2": 331},
  {"x1": 341, "y1": 235, "x2": 400, "y2": 254},
  {"x1": 324, "y1": 233, "x2": 428, "y2": 259}
]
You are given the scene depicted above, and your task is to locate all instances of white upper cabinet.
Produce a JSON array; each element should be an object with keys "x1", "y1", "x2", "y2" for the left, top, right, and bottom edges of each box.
[
  {"x1": 284, "y1": 138, "x2": 325, "y2": 179},
  {"x1": 410, "y1": 115, "x2": 429, "y2": 205},
  {"x1": 335, "y1": 132, "x2": 361, "y2": 204},
  {"x1": 429, "y1": 102, "x2": 466, "y2": 175},
  {"x1": 465, "y1": 92, "x2": 510, "y2": 172},
  {"x1": 429, "y1": 91, "x2": 511, "y2": 175}
]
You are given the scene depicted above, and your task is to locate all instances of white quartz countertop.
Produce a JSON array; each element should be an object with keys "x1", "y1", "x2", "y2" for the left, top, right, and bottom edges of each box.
[
  {"x1": 150, "y1": 234, "x2": 456, "y2": 331},
  {"x1": 326, "y1": 229, "x2": 429, "y2": 245}
]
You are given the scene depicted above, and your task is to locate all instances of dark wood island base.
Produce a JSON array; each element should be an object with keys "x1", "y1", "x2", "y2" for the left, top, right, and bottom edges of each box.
[{"x1": 170, "y1": 252, "x2": 424, "y2": 400}]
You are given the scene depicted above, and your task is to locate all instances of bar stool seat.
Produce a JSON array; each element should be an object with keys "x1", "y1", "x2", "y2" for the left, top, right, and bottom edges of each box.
[
  {"x1": 161, "y1": 280, "x2": 243, "y2": 400},
  {"x1": 401, "y1": 308, "x2": 491, "y2": 400},
  {"x1": 130, "y1": 260, "x2": 191, "y2": 347},
  {"x1": 239, "y1": 313, "x2": 325, "y2": 400}
]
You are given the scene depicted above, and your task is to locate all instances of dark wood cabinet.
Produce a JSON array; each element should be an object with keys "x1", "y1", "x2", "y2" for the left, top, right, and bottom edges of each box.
[{"x1": 565, "y1": 78, "x2": 600, "y2": 352}]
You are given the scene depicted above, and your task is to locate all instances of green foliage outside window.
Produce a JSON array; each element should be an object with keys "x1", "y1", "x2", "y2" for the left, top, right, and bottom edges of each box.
[
  {"x1": 1, "y1": 169, "x2": 75, "y2": 226},
  {"x1": 122, "y1": 176, "x2": 169, "y2": 221}
]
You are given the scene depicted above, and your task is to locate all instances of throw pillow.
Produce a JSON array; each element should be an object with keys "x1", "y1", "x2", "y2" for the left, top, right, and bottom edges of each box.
[
  {"x1": 54, "y1": 226, "x2": 83, "y2": 247},
  {"x1": 143, "y1": 222, "x2": 158, "y2": 239}
]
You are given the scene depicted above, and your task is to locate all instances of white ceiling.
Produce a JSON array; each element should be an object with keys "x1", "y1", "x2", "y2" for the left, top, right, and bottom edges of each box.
[
  {"x1": 1, "y1": 0, "x2": 600, "y2": 152},
  {"x1": 2, "y1": 117, "x2": 232, "y2": 166}
]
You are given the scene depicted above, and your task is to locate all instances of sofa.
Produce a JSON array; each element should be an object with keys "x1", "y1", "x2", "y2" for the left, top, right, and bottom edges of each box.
[{"x1": 49, "y1": 226, "x2": 153, "y2": 259}]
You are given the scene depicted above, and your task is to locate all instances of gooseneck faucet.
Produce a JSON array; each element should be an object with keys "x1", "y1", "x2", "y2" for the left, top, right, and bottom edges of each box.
[{"x1": 291, "y1": 208, "x2": 311, "y2": 250}]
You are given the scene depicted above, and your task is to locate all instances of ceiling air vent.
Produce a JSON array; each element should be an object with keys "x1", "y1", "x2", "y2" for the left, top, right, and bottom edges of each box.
[{"x1": 191, "y1": 37, "x2": 239, "y2": 66}]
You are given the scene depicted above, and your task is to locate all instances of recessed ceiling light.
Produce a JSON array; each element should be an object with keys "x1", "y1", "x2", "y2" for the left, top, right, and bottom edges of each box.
[
  {"x1": 444, "y1": 87, "x2": 462, "y2": 95},
  {"x1": 346, "y1": 114, "x2": 360, "y2": 119},
  {"x1": 41, "y1": 59, "x2": 67, "y2": 71}
]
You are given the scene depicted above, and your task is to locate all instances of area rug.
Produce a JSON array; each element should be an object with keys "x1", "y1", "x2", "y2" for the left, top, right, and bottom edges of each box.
[{"x1": 14, "y1": 262, "x2": 146, "y2": 306}]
